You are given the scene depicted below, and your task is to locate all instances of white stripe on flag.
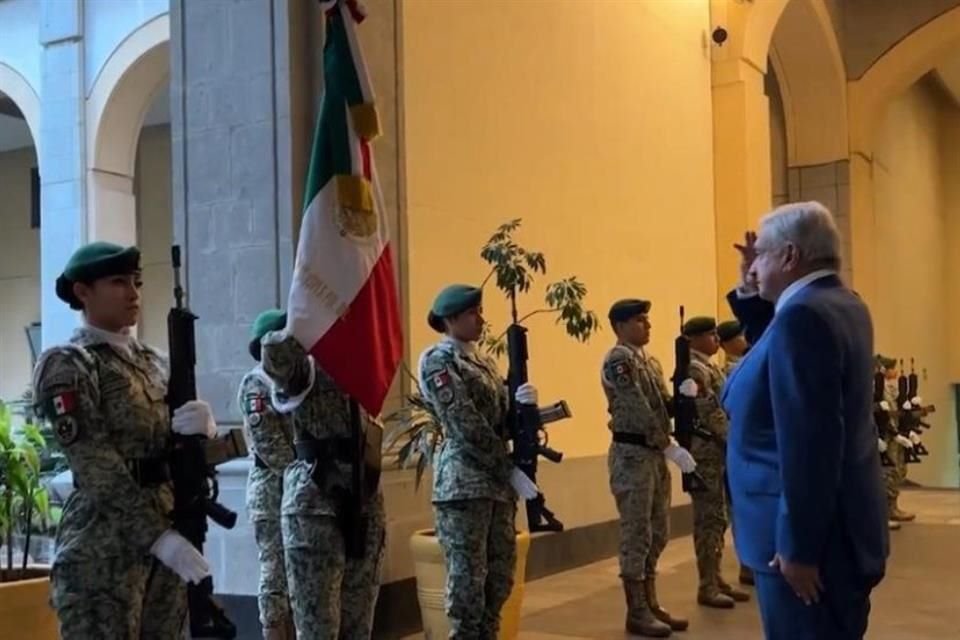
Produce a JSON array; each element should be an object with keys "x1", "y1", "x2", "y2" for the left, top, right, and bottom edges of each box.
[{"x1": 341, "y1": 2, "x2": 375, "y2": 105}]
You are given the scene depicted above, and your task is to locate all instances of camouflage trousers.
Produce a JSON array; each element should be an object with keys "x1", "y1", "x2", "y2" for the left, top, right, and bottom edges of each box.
[
  {"x1": 610, "y1": 448, "x2": 671, "y2": 580},
  {"x1": 689, "y1": 439, "x2": 728, "y2": 589},
  {"x1": 883, "y1": 440, "x2": 907, "y2": 504},
  {"x1": 50, "y1": 555, "x2": 187, "y2": 639},
  {"x1": 254, "y1": 517, "x2": 292, "y2": 631},
  {"x1": 282, "y1": 492, "x2": 386, "y2": 640},
  {"x1": 434, "y1": 498, "x2": 517, "y2": 640}
]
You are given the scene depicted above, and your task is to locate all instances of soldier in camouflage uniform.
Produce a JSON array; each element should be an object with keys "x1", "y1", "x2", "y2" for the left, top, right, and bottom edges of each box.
[
  {"x1": 716, "y1": 320, "x2": 748, "y2": 377},
  {"x1": 260, "y1": 328, "x2": 386, "y2": 639},
  {"x1": 682, "y1": 317, "x2": 749, "y2": 608},
  {"x1": 418, "y1": 284, "x2": 539, "y2": 640},
  {"x1": 33, "y1": 242, "x2": 212, "y2": 639},
  {"x1": 875, "y1": 355, "x2": 917, "y2": 526},
  {"x1": 240, "y1": 310, "x2": 296, "y2": 639},
  {"x1": 602, "y1": 299, "x2": 698, "y2": 638}
]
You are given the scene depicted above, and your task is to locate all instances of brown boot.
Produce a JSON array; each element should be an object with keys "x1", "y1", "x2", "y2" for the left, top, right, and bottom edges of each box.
[
  {"x1": 697, "y1": 585, "x2": 735, "y2": 609},
  {"x1": 738, "y1": 564, "x2": 755, "y2": 586},
  {"x1": 889, "y1": 506, "x2": 916, "y2": 522},
  {"x1": 644, "y1": 576, "x2": 689, "y2": 631},
  {"x1": 888, "y1": 520, "x2": 902, "y2": 530},
  {"x1": 717, "y1": 576, "x2": 750, "y2": 602},
  {"x1": 623, "y1": 578, "x2": 672, "y2": 637}
]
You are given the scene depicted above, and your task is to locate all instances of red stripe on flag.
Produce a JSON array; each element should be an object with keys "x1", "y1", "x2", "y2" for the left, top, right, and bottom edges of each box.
[
  {"x1": 309, "y1": 246, "x2": 403, "y2": 416},
  {"x1": 359, "y1": 140, "x2": 372, "y2": 181}
]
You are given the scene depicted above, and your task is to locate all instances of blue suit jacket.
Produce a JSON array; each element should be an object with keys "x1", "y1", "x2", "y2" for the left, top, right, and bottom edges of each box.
[{"x1": 722, "y1": 276, "x2": 888, "y2": 579}]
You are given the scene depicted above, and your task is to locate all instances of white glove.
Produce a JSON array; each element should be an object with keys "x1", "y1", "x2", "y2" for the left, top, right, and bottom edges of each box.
[
  {"x1": 902, "y1": 400, "x2": 913, "y2": 411},
  {"x1": 515, "y1": 383, "x2": 539, "y2": 406},
  {"x1": 909, "y1": 431, "x2": 922, "y2": 445},
  {"x1": 878, "y1": 400, "x2": 890, "y2": 412},
  {"x1": 911, "y1": 396, "x2": 923, "y2": 406},
  {"x1": 510, "y1": 467, "x2": 540, "y2": 500},
  {"x1": 172, "y1": 400, "x2": 218, "y2": 438},
  {"x1": 878, "y1": 438, "x2": 888, "y2": 453},
  {"x1": 151, "y1": 529, "x2": 211, "y2": 584},
  {"x1": 678, "y1": 378, "x2": 698, "y2": 398},
  {"x1": 664, "y1": 437, "x2": 697, "y2": 474},
  {"x1": 895, "y1": 434, "x2": 913, "y2": 449}
]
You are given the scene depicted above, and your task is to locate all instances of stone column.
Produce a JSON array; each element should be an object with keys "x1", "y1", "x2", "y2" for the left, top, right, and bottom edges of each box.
[
  {"x1": 787, "y1": 160, "x2": 852, "y2": 285},
  {"x1": 38, "y1": 0, "x2": 85, "y2": 347}
]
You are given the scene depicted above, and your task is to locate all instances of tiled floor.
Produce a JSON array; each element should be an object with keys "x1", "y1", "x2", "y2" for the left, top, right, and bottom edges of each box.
[{"x1": 406, "y1": 489, "x2": 960, "y2": 639}]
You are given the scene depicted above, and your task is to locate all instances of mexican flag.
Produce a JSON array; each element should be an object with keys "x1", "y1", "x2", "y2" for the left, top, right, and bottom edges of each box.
[{"x1": 286, "y1": 0, "x2": 403, "y2": 416}]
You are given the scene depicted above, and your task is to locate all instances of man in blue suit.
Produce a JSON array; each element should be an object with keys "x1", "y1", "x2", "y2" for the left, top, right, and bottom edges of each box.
[{"x1": 721, "y1": 202, "x2": 889, "y2": 639}]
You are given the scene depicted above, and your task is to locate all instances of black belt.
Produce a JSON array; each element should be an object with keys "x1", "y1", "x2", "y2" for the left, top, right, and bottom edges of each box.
[
  {"x1": 294, "y1": 437, "x2": 354, "y2": 463},
  {"x1": 612, "y1": 432, "x2": 658, "y2": 449},
  {"x1": 254, "y1": 455, "x2": 269, "y2": 470}
]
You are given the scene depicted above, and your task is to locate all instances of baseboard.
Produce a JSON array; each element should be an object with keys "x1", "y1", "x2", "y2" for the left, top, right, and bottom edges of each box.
[{"x1": 215, "y1": 502, "x2": 693, "y2": 639}]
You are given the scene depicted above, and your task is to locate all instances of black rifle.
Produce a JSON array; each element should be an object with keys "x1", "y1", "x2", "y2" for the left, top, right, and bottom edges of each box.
[
  {"x1": 167, "y1": 245, "x2": 248, "y2": 639},
  {"x1": 671, "y1": 306, "x2": 708, "y2": 493},
  {"x1": 506, "y1": 290, "x2": 571, "y2": 533},
  {"x1": 902, "y1": 358, "x2": 933, "y2": 456},
  {"x1": 873, "y1": 372, "x2": 895, "y2": 467},
  {"x1": 895, "y1": 360, "x2": 922, "y2": 464}
]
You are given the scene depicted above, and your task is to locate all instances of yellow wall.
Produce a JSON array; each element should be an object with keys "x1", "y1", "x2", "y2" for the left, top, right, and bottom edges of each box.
[
  {"x1": 135, "y1": 125, "x2": 173, "y2": 352},
  {"x1": 872, "y1": 82, "x2": 959, "y2": 488},
  {"x1": 402, "y1": 0, "x2": 716, "y2": 465},
  {"x1": 944, "y1": 106, "x2": 960, "y2": 383},
  {"x1": 0, "y1": 146, "x2": 39, "y2": 402}
]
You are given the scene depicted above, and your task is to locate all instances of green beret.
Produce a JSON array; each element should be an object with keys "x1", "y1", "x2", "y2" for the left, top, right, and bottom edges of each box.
[
  {"x1": 716, "y1": 320, "x2": 743, "y2": 343},
  {"x1": 428, "y1": 285, "x2": 483, "y2": 333},
  {"x1": 55, "y1": 242, "x2": 141, "y2": 310},
  {"x1": 682, "y1": 316, "x2": 717, "y2": 337},
  {"x1": 608, "y1": 299, "x2": 651, "y2": 324},
  {"x1": 249, "y1": 309, "x2": 287, "y2": 361},
  {"x1": 876, "y1": 354, "x2": 897, "y2": 370}
]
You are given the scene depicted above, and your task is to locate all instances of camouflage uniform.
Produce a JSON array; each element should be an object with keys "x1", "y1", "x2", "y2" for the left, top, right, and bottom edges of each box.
[
  {"x1": 722, "y1": 353, "x2": 741, "y2": 377},
  {"x1": 33, "y1": 326, "x2": 186, "y2": 639},
  {"x1": 419, "y1": 336, "x2": 516, "y2": 640},
  {"x1": 880, "y1": 382, "x2": 907, "y2": 507},
  {"x1": 602, "y1": 344, "x2": 673, "y2": 580},
  {"x1": 239, "y1": 367, "x2": 296, "y2": 637},
  {"x1": 687, "y1": 350, "x2": 732, "y2": 599},
  {"x1": 261, "y1": 332, "x2": 385, "y2": 640}
]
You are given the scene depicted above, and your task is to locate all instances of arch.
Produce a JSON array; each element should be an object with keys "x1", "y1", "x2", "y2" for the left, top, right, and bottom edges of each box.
[
  {"x1": 849, "y1": 5, "x2": 960, "y2": 154},
  {"x1": 0, "y1": 62, "x2": 41, "y2": 167},
  {"x1": 87, "y1": 14, "x2": 169, "y2": 178},
  {"x1": 739, "y1": 0, "x2": 791, "y2": 72},
  {"x1": 769, "y1": 0, "x2": 848, "y2": 166}
]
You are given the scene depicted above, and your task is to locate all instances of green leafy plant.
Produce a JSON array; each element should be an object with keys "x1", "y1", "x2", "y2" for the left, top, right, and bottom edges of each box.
[
  {"x1": 0, "y1": 400, "x2": 53, "y2": 580},
  {"x1": 383, "y1": 218, "x2": 599, "y2": 489}
]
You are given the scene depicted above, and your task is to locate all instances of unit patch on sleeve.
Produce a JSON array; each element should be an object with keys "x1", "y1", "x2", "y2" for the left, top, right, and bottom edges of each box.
[
  {"x1": 54, "y1": 416, "x2": 80, "y2": 446},
  {"x1": 427, "y1": 369, "x2": 454, "y2": 405},
  {"x1": 245, "y1": 394, "x2": 266, "y2": 427}
]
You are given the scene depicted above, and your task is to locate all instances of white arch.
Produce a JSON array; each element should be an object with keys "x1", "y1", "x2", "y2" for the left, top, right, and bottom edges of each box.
[
  {"x1": 84, "y1": 14, "x2": 169, "y2": 245},
  {"x1": 0, "y1": 62, "x2": 41, "y2": 168}
]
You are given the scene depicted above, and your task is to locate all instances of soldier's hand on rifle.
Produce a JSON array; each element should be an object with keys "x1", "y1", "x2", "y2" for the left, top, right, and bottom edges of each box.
[
  {"x1": 901, "y1": 400, "x2": 913, "y2": 411},
  {"x1": 515, "y1": 382, "x2": 539, "y2": 406},
  {"x1": 510, "y1": 467, "x2": 540, "y2": 500},
  {"x1": 151, "y1": 529, "x2": 211, "y2": 584},
  {"x1": 895, "y1": 434, "x2": 913, "y2": 449},
  {"x1": 678, "y1": 378, "x2": 698, "y2": 398},
  {"x1": 911, "y1": 395, "x2": 923, "y2": 405},
  {"x1": 734, "y1": 230, "x2": 759, "y2": 292},
  {"x1": 909, "y1": 431, "x2": 922, "y2": 446},
  {"x1": 664, "y1": 437, "x2": 697, "y2": 473},
  {"x1": 879, "y1": 400, "x2": 891, "y2": 412},
  {"x1": 172, "y1": 399, "x2": 218, "y2": 438},
  {"x1": 878, "y1": 438, "x2": 887, "y2": 453}
]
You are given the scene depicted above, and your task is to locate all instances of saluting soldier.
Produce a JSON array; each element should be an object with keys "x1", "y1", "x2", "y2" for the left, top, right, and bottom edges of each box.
[
  {"x1": 418, "y1": 284, "x2": 539, "y2": 640},
  {"x1": 33, "y1": 242, "x2": 213, "y2": 638},
  {"x1": 239, "y1": 310, "x2": 296, "y2": 639},
  {"x1": 682, "y1": 317, "x2": 750, "y2": 608},
  {"x1": 259, "y1": 328, "x2": 386, "y2": 639},
  {"x1": 602, "y1": 298, "x2": 697, "y2": 638}
]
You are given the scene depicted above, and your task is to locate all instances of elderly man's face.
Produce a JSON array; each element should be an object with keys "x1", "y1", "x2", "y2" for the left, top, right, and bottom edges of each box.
[{"x1": 748, "y1": 227, "x2": 801, "y2": 302}]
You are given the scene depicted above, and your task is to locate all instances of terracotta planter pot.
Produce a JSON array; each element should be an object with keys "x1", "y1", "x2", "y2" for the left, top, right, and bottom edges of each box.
[
  {"x1": 0, "y1": 566, "x2": 57, "y2": 639},
  {"x1": 409, "y1": 529, "x2": 531, "y2": 640}
]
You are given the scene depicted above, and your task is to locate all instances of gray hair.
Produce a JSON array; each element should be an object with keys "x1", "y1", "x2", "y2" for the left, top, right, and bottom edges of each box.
[{"x1": 759, "y1": 201, "x2": 841, "y2": 271}]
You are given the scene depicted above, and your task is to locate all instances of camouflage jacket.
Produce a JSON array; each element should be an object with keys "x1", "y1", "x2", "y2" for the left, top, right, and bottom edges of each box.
[
  {"x1": 688, "y1": 350, "x2": 729, "y2": 440},
  {"x1": 722, "y1": 353, "x2": 741, "y2": 377},
  {"x1": 238, "y1": 366, "x2": 294, "y2": 521},
  {"x1": 878, "y1": 381, "x2": 899, "y2": 438},
  {"x1": 601, "y1": 343, "x2": 671, "y2": 451},
  {"x1": 418, "y1": 337, "x2": 513, "y2": 503},
  {"x1": 261, "y1": 331, "x2": 380, "y2": 517},
  {"x1": 32, "y1": 326, "x2": 173, "y2": 566}
]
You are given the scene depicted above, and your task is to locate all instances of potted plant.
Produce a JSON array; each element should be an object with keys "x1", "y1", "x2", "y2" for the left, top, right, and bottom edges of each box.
[
  {"x1": 383, "y1": 219, "x2": 598, "y2": 639},
  {"x1": 0, "y1": 398, "x2": 58, "y2": 639}
]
